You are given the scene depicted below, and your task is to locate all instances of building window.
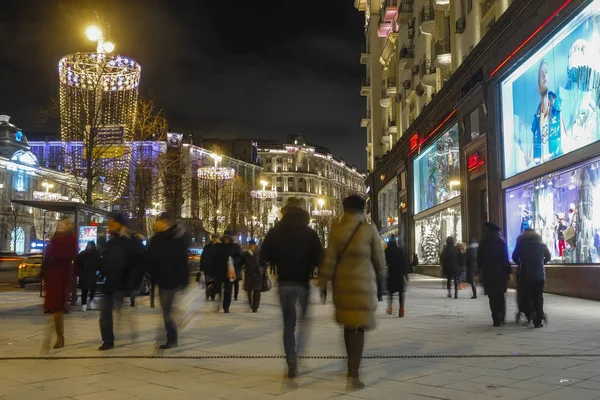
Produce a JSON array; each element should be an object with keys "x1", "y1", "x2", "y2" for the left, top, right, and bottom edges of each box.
[
  {"x1": 378, "y1": 179, "x2": 398, "y2": 230},
  {"x1": 467, "y1": 0, "x2": 472, "y2": 13},
  {"x1": 15, "y1": 174, "x2": 25, "y2": 192},
  {"x1": 469, "y1": 107, "x2": 480, "y2": 140}
]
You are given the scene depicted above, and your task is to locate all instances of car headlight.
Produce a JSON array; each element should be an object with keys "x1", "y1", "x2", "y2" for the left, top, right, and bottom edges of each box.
[{"x1": 18, "y1": 263, "x2": 26, "y2": 269}]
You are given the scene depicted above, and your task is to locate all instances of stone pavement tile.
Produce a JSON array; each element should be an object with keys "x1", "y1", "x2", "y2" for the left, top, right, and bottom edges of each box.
[
  {"x1": 444, "y1": 380, "x2": 499, "y2": 392},
  {"x1": 484, "y1": 386, "x2": 540, "y2": 399},
  {"x1": 0, "y1": 384, "x2": 67, "y2": 400},
  {"x1": 507, "y1": 379, "x2": 563, "y2": 393},
  {"x1": 468, "y1": 374, "x2": 522, "y2": 387},
  {"x1": 526, "y1": 374, "x2": 581, "y2": 387},
  {"x1": 529, "y1": 357, "x2": 589, "y2": 370},
  {"x1": 278, "y1": 386, "x2": 347, "y2": 400},
  {"x1": 71, "y1": 391, "x2": 136, "y2": 400},
  {"x1": 407, "y1": 370, "x2": 482, "y2": 386},
  {"x1": 513, "y1": 365, "x2": 600, "y2": 380},
  {"x1": 573, "y1": 380, "x2": 600, "y2": 391},
  {"x1": 528, "y1": 386, "x2": 600, "y2": 399}
]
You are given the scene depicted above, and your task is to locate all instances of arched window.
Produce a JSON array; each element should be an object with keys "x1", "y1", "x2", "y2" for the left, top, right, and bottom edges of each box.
[{"x1": 11, "y1": 227, "x2": 25, "y2": 255}]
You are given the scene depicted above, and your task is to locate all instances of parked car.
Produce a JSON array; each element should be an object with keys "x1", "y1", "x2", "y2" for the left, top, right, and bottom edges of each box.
[{"x1": 17, "y1": 254, "x2": 43, "y2": 287}]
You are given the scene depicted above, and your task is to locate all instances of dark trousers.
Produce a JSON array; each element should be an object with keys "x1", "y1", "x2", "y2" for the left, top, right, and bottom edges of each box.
[
  {"x1": 216, "y1": 278, "x2": 233, "y2": 311},
  {"x1": 522, "y1": 280, "x2": 545, "y2": 326},
  {"x1": 160, "y1": 287, "x2": 179, "y2": 344},
  {"x1": 470, "y1": 282, "x2": 477, "y2": 297},
  {"x1": 233, "y1": 280, "x2": 240, "y2": 300},
  {"x1": 344, "y1": 328, "x2": 365, "y2": 377},
  {"x1": 150, "y1": 283, "x2": 157, "y2": 308},
  {"x1": 100, "y1": 291, "x2": 124, "y2": 344},
  {"x1": 247, "y1": 290, "x2": 261, "y2": 311},
  {"x1": 388, "y1": 292, "x2": 404, "y2": 308},
  {"x1": 488, "y1": 293, "x2": 506, "y2": 325},
  {"x1": 81, "y1": 288, "x2": 96, "y2": 305},
  {"x1": 447, "y1": 276, "x2": 458, "y2": 297},
  {"x1": 279, "y1": 283, "x2": 309, "y2": 367}
]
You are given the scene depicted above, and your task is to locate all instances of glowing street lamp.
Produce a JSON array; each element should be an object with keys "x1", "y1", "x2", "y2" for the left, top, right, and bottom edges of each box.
[
  {"x1": 41, "y1": 181, "x2": 54, "y2": 193},
  {"x1": 85, "y1": 24, "x2": 115, "y2": 53}
]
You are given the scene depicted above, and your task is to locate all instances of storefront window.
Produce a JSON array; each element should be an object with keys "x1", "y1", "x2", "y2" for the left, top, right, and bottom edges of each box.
[
  {"x1": 378, "y1": 178, "x2": 398, "y2": 231},
  {"x1": 501, "y1": 1, "x2": 600, "y2": 178},
  {"x1": 505, "y1": 157, "x2": 600, "y2": 264},
  {"x1": 415, "y1": 205, "x2": 462, "y2": 264},
  {"x1": 413, "y1": 124, "x2": 460, "y2": 214}
]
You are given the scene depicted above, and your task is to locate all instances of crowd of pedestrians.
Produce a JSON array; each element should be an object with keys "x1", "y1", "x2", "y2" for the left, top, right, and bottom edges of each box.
[{"x1": 38, "y1": 192, "x2": 552, "y2": 391}]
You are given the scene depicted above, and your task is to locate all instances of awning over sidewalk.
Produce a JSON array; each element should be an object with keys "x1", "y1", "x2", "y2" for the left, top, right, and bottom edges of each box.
[{"x1": 10, "y1": 200, "x2": 113, "y2": 217}]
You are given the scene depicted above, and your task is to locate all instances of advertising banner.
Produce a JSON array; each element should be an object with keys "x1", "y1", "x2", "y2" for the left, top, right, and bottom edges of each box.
[
  {"x1": 79, "y1": 226, "x2": 98, "y2": 252},
  {"x1": 501, "y1": 1, "x2": 600, "y2": 178}
]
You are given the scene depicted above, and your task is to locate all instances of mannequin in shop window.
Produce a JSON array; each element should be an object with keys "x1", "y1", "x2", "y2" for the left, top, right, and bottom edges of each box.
[
  {"x1": 555, "y1": 213, "x2": 567, "y2": 257},
  {"x1": 520, "y1": 208, "x2": 532, "y2": 234}
]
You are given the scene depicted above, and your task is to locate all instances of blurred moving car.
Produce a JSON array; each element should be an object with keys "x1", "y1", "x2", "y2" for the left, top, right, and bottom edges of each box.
[
  {"x1": 0, "y1": 251, "x2": 24, "y2": 271},
  {"x1": 17, "y1": 254, "x2": 43, "y2": 287}
]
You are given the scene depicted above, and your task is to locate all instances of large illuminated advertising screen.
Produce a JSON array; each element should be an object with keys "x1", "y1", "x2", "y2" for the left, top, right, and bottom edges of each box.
[{"x1": 501, "y1": 1, "x2": 600, "y2": 178}]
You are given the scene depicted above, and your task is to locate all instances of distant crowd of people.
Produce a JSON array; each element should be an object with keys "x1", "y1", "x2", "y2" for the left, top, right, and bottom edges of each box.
[{"x1": 38, "y1": 192, "x2": 550, "y2": 391}]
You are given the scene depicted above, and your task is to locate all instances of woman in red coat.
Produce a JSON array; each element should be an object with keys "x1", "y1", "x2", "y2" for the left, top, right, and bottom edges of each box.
[{"x1": 42, "y1": 217, "x2": 78, "y2": 350}]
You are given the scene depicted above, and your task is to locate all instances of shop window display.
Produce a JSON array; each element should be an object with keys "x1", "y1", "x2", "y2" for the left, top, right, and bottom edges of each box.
[
  {"x1": 415, "y1": 205, "x2": 462, "y2": 264},
  {"x1": 413, "y1": 124, "x2": 460, "y2": 214},
  {"x1": 501, "y1": 1, "x2": 600, "y2": 178},
  {"x1": 378, "y1": 178, "x2": 398, "y2": 230},
  {"x1": 505, "y1": 157, "x2": 600, "y2": 264}
]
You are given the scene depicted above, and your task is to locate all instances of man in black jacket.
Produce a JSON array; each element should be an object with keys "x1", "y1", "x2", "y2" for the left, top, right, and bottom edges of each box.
[
  {"x1": 260, "y1": 197, "x2": 322, "y2": 381},
  {"x1": 213, "y1": 230, "x2": 242, "y2": 313},
  {"x1": 99, "y1": 214, "x2": 145, "y2": 351},
  {"x1": 147, "y1": 212, "x2": 190, "y2": 348},
  {"x1": 199, "y1": 234, "x2": 219, "y2": 300},
  {"x1": 512, "y1": 229, "x2": 550, "y2": 328},
  {"x1": 478, "y1": 222, "x2": 512, "y2": 327}
]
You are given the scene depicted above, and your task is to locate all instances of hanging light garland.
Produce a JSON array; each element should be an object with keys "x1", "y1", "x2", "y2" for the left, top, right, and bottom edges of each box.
[
  {"x1": 251, "y1": 179, "x2": 277, "y2": 199},
  {"x1": 311, "y1": 209, "x2": 333, "y2": 217},
  {"x1": 198, "y1": 154, "x2": 235, "y2": 181}
]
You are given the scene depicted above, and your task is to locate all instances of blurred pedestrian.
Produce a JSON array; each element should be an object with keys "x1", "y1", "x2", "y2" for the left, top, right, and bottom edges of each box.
[
  {"x1": 242, "y1": 239, "x2": 263, "y2": 313},
  {"x1": 319, "y1": 195, "x2": 384, "y2": 390},
  {"x1": 466, "y1": 238, "x2": 479, "y2": 299},
  {"x1": 199, "y1": 234, "x2": 219, "y2": 300},
  {"x1": 409, "y1": 253, "x2": 418, "y2": 274},
  {"x1": 147, "y1": 212, "x2": 190, "y2": 348},
  {"x1": 76, "y1": 241, "x2": 101, "y2": 312},
  {"x1": 213, "y1": 230, "x2": 242, "y2": 313},
  {"x1": 385, "y1": 234, "x2": 408, "y2": 318},
  {"x1": 511, "y1": 229, "x2": 550, "y2": 328},
  {"x1": 441, "y1": 237, "x2": 461, "y2": 299},
  {"x1": 98, "y1": 214, "x2": 145, "y2": 351},
  {"x1": 261, "y1": 197, "x2": 322, "y2": 384},
  {"x1": 478, "y1": 222, "x2": 512, "y2": 327},
  {"x1": 41, "y1": 217, "x2": 78, "y2": 351}
]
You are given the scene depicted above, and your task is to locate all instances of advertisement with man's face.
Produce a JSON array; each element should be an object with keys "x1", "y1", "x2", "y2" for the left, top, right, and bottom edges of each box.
[{"x1": 501, "y1": 1, "x2": 600, "y2": 179}]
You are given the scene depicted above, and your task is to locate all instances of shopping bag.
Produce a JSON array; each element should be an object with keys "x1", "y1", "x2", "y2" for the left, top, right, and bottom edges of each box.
[
  {"x1": 179, "y1": 285, "x2": 203, "y2": 334},
  {"x1": 564, "y1": 226, "x2": 576, "y2": 247},
  {"x1": 262, "y1": 274, "x2": 272, "y2": 292},
  {"x1": 227, "y1": 257, "x2": 236, "y2": 282}
]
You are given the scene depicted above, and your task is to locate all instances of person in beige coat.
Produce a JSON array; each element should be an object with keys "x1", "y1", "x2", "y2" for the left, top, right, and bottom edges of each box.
[{"x1": 319, "y1": 195, "x2": 384, "y2": 390}]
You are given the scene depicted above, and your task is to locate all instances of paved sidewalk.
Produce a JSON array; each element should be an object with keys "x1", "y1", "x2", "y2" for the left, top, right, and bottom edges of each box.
[{"x1": 1, "y1": 275, "x2": 600, "y2": 399}]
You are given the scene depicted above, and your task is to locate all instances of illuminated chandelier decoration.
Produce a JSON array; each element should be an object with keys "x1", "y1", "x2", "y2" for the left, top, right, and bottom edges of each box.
[
  {"x1": 198, "y1": 154, "x2": 235, "y2": 181},
  {"x1": 251, "y1": 179, "x2": 277, "y2": 200},
  {"x1": 311, "y1": 198, "x2": 333, "y2": 218},
  {"x1": 58, "y1": 51, "x2": 141, "y2": 201}
]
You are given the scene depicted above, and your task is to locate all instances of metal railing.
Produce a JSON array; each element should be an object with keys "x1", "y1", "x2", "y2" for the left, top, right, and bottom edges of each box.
[
  {"x1": 481, "y1": 0, "x2": 495, "y2": 17},
  {"x1": 420, "y1": 5, "x2": 435, "y2": 24},
  {"x1": 400, "y1": 45, "x2": 415, "y2": 58},
  {"x1": 400, "y1": 1, "x2": 414, "y2": 13},
  {"x1": 435, "y1": 39, "x2": 451, "y2": 56},
  {"x1": 421, "y1": 59, "x2": 436, "y2": 76},
  {"x1": 362, "y1": 78, "x2": 371, "y2": 86}
]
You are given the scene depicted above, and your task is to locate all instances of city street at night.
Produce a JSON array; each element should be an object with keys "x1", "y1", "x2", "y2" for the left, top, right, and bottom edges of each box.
[{"x1": 2, "y1": 276, "x2": 600, "y2": 399}]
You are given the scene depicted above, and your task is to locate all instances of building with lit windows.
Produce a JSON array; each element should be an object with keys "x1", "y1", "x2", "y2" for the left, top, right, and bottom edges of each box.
[
  {"x1": 256, "y1": 136, "x2": 366, "y2": 218},
  {"x1": 362, "y1": 0, "x2": 600, "y2": 300}
]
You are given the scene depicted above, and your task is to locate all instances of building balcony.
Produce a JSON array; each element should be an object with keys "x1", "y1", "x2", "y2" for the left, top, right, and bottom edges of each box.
[
  {"x1": 385, "y1": 77, "x2": 398, "y2": 95},
  {"x1": 419, "y1": 5, "x2": 435, "y2": 35},
  {"x1": 398, "y1": 1, "x2": 414, "y2": 22},
  {"x1": 360, "y1": 78, "x2": 371, "y2": 96},
  {"x1": 434, "y1": 0, "x2": 450, "y2": 10},
  {"x1": 380, "y1": 132, "x2": 393, "y2": 147},
  {"x1": 435, "y1": 39, "x2": 452, "y2": 66},
  {"x1": 381, "y1": 0, "x2": 399, "y2": 23},
  {"x1": 421, "y1": 59, "x2": 437, "y2": 86},
  {"x1": 378, "y1": 19, "x2": 393, "y2": 38},
  {"x1": 388, "y1": 120, "x2": 398, "y2": 134},
  {"x1": 360, "y1": 112, "x2": 371, "y2": 127},
  {"x1": 399, "y1": 45, "x2": 415, "y2": 69},
  {"x1": 481, "y1": 0, "x2": 496, "y2": 18},
  {"x1": 360, "y1": 45, "x2": 370, "y2": 64}
]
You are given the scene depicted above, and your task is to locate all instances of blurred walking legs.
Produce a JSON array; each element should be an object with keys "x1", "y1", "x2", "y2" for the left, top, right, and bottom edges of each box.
[
  {"x1": 159, "y1": 287, "x2": 179, "y2": 348},
  {"x1": 279, "y1": 283, "x2": 309, "y2": 378},
  {"x1": 344, "y1": 328, "x2": 365, "y2": 389}
]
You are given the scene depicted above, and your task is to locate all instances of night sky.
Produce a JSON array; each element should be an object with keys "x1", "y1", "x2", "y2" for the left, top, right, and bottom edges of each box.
[{"x1": 0, "y1": 0, "x2": 367, "y2": 169}]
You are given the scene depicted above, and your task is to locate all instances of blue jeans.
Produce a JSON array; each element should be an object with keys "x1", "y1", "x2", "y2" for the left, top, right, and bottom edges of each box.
[{"x1": 278, "y1": 283, "x2": 309, "y2": 366}]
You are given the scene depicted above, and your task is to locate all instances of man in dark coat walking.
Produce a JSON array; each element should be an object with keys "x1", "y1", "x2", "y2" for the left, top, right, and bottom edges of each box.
[
  {"x1": 385, "y1": 235, "x2": 408, "y2": 317},
  {"x1": 213, "y1": 230, "x2": 242, "y2": 313},
  {"x1": 441, "y1": 236, "x2": 462, "y2": 299},
  {"x1": 466, "y1": 239, "x2": 479, "y2": 299},
  {"x1": 261, "y1": 197, "x2": 322, "y2": 382},
  {"x1": 199, "y1": 234, "x2": 219, "y2": 300},
  {"x1": 76, "y1": 241, "x2": 101, "y2": 312},
  {"x1": 147, "y1": 212, "x2": 190, "y2": 348},
  {"x1": 478, "y1": 222, "x2": 512, "y2": 327},
  {"x1": 243, "y1": 240, "x2": 264, "y2": 312},
  {"x1": 512, "y1": 229, "x2": 550, "y2": 328},
  {"x1": 98, "y1": 214, "x2": 145, "y2": 351}
]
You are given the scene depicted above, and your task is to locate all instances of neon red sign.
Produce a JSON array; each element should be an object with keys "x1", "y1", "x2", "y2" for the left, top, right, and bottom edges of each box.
[{"x1": 468, "y1": 153, "x2": 485, "y2": 171}]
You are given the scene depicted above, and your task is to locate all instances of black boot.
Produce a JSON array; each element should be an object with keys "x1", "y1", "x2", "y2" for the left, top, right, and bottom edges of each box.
[{"x1": 344, "y1": 328, "x2": 365, "y2": 390}]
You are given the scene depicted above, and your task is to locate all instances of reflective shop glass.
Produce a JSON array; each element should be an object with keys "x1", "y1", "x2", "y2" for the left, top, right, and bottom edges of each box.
[
  {"x1": 378, "y1": 178, "x2": 398, "y2": 230},
  {"x1": 413, "y1": 124, "x2": 460, "y2": 214},
  {"x1": 505, "y1": 157, "x2": 600, "y2": 264},
  {"x1": 415, "y1": 205, "x2": 462, "y2": 265},
  {"x1": 501, "y1": 0, "x2": 600, "y2": 178}
]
